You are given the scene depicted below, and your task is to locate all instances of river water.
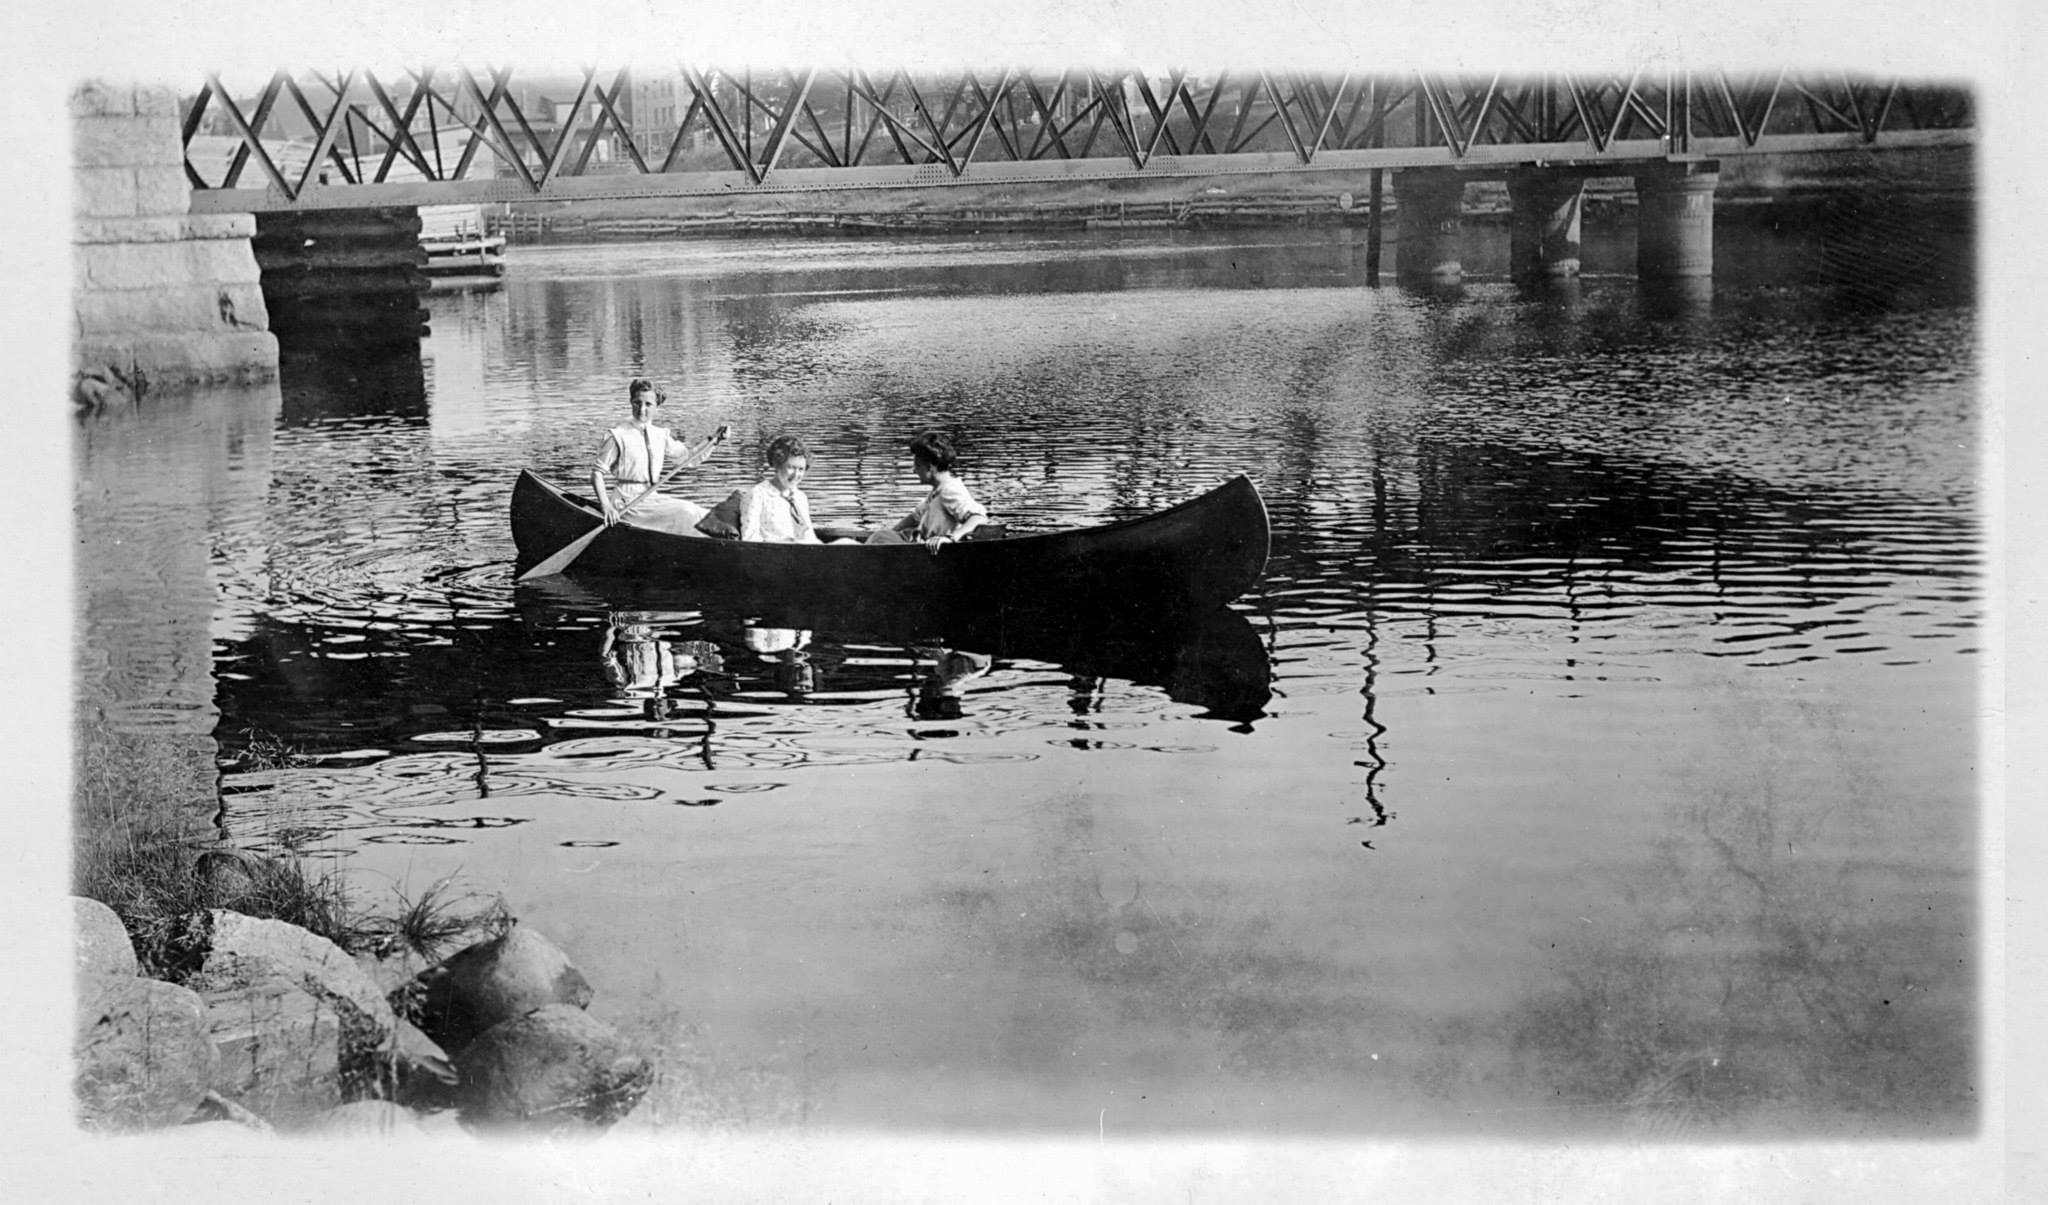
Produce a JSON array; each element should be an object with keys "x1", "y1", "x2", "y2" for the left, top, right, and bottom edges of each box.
[{"x1": 75, "y1": 206, "x2": 1979, "y2": 1139}]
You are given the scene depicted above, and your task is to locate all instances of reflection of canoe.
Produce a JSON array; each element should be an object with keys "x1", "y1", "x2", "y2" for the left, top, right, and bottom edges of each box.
[
  {"x1": 972, "y1": 604, "x2": 1272, "y2": 724},
  {"x1": 510, "y1": 469, "x2": 1270, "y2": 618},
  {"x1": 516, "y1": 574, "x2": 1274, "y2": 724}
]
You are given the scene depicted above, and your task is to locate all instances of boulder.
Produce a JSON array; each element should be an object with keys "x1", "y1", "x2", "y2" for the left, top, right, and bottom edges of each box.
[
  {"x1": 74, "y1": 971, "x2": 219, "y2": 1131},
  {"x1": 185, "y1": 1090, "x2": 274, "y2": 1132},
  {"x1": 74, "y1": 896, "x2": 138, "y2": 977},
  {"x1": 191, "y1": 959, "x2": 343, "y2": 1123},
  {"x1": 193, "y1": 849, "x2": 260, "y2": 906},
  {"x1": 189, "y1": 909, "x2": 397, "y2": 1103},
  {"x1": 376, "y1": 1016, "x2": 460, "y2": 1112},
  {"x1": 298, "y1": 1100, "x2": 425, "y2": 1137},
  {"x1": 197, "y1": 910, "x2": 395, "y2": 1044},
  {"x1": 414, "y1": 927, "x2": 592, "y2": 1052},
  {"x1": 353, "y1": 949, "x2": 431, "y2": 1004},
  {"x1": 454, "y1": 1004, "x2": 651, "y2": 1134}
]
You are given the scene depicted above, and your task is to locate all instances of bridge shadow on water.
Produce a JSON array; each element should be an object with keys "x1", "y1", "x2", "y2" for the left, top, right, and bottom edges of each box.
[{"x1": 277, "y1": 340, "x2": 427, "y2": 428}]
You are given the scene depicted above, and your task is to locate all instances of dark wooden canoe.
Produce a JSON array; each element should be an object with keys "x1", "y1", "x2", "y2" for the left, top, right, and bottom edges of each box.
[{"x1": 510, "y1": 470, "x2": 1271, "y2": 618}]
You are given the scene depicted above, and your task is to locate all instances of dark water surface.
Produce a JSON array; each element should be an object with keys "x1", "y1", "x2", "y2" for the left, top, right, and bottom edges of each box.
[{"x1": 77, "y1": 214, "x2": 1979, "y2": 1138}]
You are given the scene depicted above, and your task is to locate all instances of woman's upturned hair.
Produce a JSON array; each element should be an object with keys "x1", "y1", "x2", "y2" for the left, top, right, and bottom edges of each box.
[
  {"x1": 628, "y1": 377, "x2": 656, "y2": 400},
  {"x1": 766, "y1": 434, "x2": 810, "y2": 468},
  {"x1": 908, "y1": 431, "x2": 957, "y2": 471}
]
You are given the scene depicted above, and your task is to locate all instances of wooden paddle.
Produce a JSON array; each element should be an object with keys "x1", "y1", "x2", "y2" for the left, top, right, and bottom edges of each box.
[{"x1": 516, "y1": 474, "x2": 672, "y2": 583}]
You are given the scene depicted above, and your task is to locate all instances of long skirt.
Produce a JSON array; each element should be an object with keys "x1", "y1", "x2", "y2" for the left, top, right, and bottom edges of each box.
[{"x1": 611, "y1": 489, "x2": 709, "y2": 536}]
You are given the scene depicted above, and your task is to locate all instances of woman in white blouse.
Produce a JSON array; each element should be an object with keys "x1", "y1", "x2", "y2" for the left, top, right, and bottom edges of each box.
[
  {"x1": 589, "y1": 378, "x2": 728, "y2": 534},
  {"x1": 738, "y1": 434, "x2": 823, "y2": 543}
]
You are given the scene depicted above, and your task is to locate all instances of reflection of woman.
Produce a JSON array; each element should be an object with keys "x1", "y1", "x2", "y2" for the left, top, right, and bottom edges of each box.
[
  {"x1": 600, "y1": 612, "x2": 721, "y2": 700},
  {"x1": 745, "y1": 626, "x2": 815, "y2": 697},
  {"x1": 601, "y1": 617, "x2": 674, "y2": 695},
  {"x1": 744, "y1": 625, "x2": 809, "y2": 656},
  {"x1": 914, "y1": 648, "x2": 993, "y2": 720}
]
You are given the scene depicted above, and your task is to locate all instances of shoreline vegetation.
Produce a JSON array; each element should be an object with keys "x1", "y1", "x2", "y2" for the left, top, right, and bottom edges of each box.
[
  {"x1": 483, "y1": 146, "x2": 1973, "y2": 244},
  {"x1": 72, "y1": 839, "x2": 667, "y2": 1136},
  {"x1": 75, "y1": 731, "x2": 400, "y2": 978},
  {"x1": 71, "y1": 731, "x2": 662, "y2": 1137}
]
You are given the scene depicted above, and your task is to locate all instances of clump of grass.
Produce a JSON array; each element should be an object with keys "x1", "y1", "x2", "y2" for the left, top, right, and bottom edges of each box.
[
  {"x1": 358, "y1": 873, "x2": 515, "y2": 964},
  {"x1": 227, "y1": 728, "x2": 312, "y2": 773}
]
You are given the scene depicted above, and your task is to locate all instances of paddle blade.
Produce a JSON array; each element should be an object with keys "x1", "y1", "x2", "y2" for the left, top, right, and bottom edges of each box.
[{"x1": 516, "y1": 522, "x2": 605, "y2": 582}]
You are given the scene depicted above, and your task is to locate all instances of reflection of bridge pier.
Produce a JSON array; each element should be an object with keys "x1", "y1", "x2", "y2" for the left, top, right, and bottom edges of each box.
[{"x1": 75, "y1": 381, "x2": 281, "y2": 854}]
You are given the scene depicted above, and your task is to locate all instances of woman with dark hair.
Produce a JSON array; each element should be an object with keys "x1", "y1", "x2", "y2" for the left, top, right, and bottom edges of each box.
[
  {"x1": 869, "y1": 431, "x2": 989, "y2": 554},
  {"x1": 589, "y1": 377, "x2": 728, "y2": 534}
]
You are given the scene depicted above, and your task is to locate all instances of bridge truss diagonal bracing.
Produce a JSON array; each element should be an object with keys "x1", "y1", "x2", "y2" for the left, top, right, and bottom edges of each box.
[{"x1": 179, "y1": 68, "x2": 1976, "y2": 213}]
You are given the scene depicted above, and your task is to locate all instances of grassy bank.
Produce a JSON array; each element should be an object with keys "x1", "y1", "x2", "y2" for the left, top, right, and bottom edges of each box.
[
  {"x1": 78, "y1": 826, "x2": 514, "y2": 979},
  {"x1": 75, "y1": 727, "x2": 511, "y2": 977}
]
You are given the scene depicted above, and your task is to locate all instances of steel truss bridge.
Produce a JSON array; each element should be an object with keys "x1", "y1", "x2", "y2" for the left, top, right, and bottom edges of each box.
[{"x1": 181, "y1": 68, "x2": 1974, "y2": 214}]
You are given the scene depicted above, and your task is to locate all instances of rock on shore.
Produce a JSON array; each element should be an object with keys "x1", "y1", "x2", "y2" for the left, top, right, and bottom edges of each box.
[
  {"x1": 72, "y1": 894, "x2": 652, "y2": 1138},
  {"x1": 74, "y1": 896, "x2": 139, "y2": 977},
  {"x1": 412, "y1": 926, "x2": 594, "y2": 1053},
  {"x1": 185, "y1": 908, "x2": 397, "y2": 1120},
  {"x1": 454, "y1": 1004, "x2": 653, "y2": 1133},
  {"x1": 74, "y1": 971, "x2": 219, "y2": 1130}
]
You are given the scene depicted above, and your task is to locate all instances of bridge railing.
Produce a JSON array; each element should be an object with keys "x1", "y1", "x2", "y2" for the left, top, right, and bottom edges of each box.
[{"x1": 179, "y1": 68, "x2": 1975, "y2": 211}]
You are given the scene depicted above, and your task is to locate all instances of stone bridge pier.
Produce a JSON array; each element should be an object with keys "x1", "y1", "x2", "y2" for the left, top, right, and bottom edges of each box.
[
  {"x1": 1507, "y1": 170, "x2": 1587, "y2": 279},
  {"x1": 1389, "y1": 160, "x2": 1722, "y2": 285},
  {"x1": 1634, "y1": 161, "x2": 1720, "y2": 278},
  {"x1": 71, "y1": 82, "x2": 278, "y2": 409},
  {"x1": 255, "y1": 208, "x2": 431, "y2": 348},
  {"x1": 1393, "y1": 170, "x2": 1468, "y2": 283}
]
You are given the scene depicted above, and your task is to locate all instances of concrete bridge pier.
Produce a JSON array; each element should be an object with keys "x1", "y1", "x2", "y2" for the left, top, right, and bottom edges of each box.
[
  {"x1": 1508, "y1": 170, "x2": 1586, "y2": 279},
  {"x1": 71, "y1": 82, "x2": 277, "y2": 409},
  {"x1": 1393, "y1": 170, "x2": 1467, "y2": 283},
  {"x1": 1634, "y1": 161, "x2": 1720, "y2": 279}
]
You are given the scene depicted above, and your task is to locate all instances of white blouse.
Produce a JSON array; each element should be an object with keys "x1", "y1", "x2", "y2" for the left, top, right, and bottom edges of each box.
[{"x1": 739, "y1": 479, "x2": 820, "y2": 543}]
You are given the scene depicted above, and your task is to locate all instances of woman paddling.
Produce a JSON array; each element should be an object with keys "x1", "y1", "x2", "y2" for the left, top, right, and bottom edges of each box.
[{"x1": 589, "y1": 378, "x2": 728, "y2": 533}]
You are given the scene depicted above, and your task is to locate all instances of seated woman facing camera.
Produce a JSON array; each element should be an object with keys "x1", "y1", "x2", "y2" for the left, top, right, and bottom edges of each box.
[
  {"x1": 867, "y1": 432, "x2": 988, "y2": 555},
  {"x1": 738, "y1": 435, "x2": 825, "y2": 543}
]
